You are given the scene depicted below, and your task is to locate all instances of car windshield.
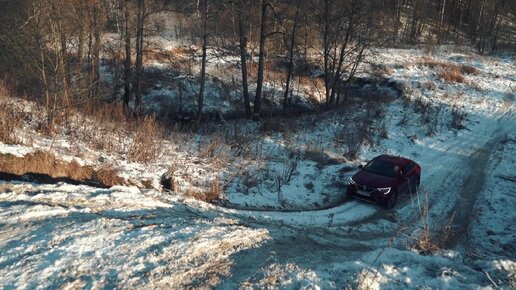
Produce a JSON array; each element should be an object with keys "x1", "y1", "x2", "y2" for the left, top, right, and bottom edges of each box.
[{"x1": 363, "y1": 159, "x2": 398, "y2": 177}]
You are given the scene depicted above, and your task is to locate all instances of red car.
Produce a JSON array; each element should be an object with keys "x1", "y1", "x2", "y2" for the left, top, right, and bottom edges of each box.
[{"x1": 347, "y1": 155, "x2": 421, "y2": 209}]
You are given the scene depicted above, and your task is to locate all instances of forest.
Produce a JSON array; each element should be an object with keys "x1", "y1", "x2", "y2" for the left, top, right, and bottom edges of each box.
[{"x1": 0, "y1": 0, "x2": 514, "y2": 124}]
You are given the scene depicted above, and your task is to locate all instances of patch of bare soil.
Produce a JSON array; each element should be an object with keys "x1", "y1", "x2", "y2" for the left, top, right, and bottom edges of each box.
[{"x1": 0, "y1": 151, "x2": 125, "y2": 188}]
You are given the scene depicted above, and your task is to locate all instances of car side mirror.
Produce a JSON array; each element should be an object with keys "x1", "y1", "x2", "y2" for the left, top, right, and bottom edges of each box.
[{"x1": 358, "y1": 165, "x2": 363, "y2": 169}]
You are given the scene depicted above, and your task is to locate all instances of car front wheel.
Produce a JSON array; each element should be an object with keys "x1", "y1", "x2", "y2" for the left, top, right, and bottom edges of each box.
[{"x1": 384, "y1": 190, "x2": 398, "y2": 209}]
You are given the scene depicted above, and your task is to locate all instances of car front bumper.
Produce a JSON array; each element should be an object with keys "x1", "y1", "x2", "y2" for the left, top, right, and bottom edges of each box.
[{"x1": 347, "y1": 185, "x2": 390, "y2": 205}]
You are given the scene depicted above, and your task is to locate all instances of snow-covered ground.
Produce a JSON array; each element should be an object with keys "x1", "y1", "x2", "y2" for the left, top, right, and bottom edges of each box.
[{"x1": 0, "y1": 47, "x2": 515, "y2": 288}]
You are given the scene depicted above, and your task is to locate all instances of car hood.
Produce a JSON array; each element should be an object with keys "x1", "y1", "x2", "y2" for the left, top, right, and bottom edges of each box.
[{"x1": 352, "y1": 170, "x2": 397, "y2": 188}]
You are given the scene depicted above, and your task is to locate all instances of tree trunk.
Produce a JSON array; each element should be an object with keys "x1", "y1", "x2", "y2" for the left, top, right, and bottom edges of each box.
[
  {"x1": 237, "y1": 0, "x2": 251, "y2": 117},
  {"x1": 92, "y1": 1, "x2": 101, "y2": 103},
  {"x1": 439, "y1": 0, "x2": 447, "y2": 43},
  {"x1": 323, "y1": 0, "x2": 331, "y2": 106},
  {"x1": 54, "y1": 1, "x2": 70, "y2": 106},
  {"x1": 197, "y1": 0, "x2": 209, "y2": 124},
  {"x1": 77, "y1": 9, "x2": 85, "y2": 102},
  {"x1": 135, "y1": 0, "x2": 145, "y2": 114},
  {"x1": 123, "y1": 0, "x2": 131, "y2": 109},
  {"x1": 474, "y1": 0, "x2": 486, "y2": 44},
  {"x1": 394, "y1": 0, "x2": 402, "y2": 42},
  {"x1": 283, "y1": 4, "x2": 299, "y2": 114},
  {"x1": 254, "y1": 0, "x2": 268, "y2": 116}
]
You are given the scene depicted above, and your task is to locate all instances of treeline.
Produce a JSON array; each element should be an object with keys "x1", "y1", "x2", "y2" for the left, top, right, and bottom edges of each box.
[{"x1": 0, "y1": 0, "x2": 514, "y2": 122}]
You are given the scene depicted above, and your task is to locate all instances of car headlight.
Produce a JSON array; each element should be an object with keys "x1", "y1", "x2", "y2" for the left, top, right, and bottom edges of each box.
[
  {"x1": 377, "y1": 187, "x2": 391, "y2": 194},
  {"x1": 349, "y1": 177, "x2": 356, "y2": 185}
]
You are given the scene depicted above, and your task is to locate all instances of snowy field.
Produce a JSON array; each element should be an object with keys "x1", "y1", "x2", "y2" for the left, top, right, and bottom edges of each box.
[{"x1": 0, "y1": 47, "x2": 515, "y2": 289}]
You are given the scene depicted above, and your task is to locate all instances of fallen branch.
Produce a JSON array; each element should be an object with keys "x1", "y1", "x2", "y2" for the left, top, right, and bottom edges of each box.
[
  {"x1": 496, "y1": 175, "x2": 516, "y2": 182},
  {"x1": 484, "y1": 271, "x2": 498, "y2": 288}
]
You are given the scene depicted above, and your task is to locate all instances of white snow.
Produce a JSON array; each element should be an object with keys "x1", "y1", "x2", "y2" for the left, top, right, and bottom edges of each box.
[{"x1": 0, "y1": 47, "x2": 514, "y2": 288}]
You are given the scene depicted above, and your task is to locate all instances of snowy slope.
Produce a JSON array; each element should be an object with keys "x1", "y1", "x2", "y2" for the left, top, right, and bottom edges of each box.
[{"x1": 0, "y1": 47, "x2": 515, "y2": 289}]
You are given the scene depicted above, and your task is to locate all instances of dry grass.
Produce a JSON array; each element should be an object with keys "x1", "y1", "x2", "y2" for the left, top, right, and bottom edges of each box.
[
  {"x1": 417, "y1": 57, "x2": 479, "y2": 84},
  {"x1": 299, "y1": 76, "x2": 325, "y2": 103},
  {"x1": 0, "y1": 82, "x2": 24, "y2": 144},
  {"x1": 184, "y1": 185, "x2": 220, "y2": 203},
  {"x1": 128, "y1": 115, "x2": 163, "y2": 164},
  {"x1": 169, "y1": 46, "x2": 197, "y2": 55},
  {"x1": 0, "y1": 104, "x2": 23, "y2": 144},
  {"x1": 92, "y1": 165, "x2": 126, "y2": 187},
  {"x1": 141, "y1": 179, "x2": 154, "y2": 189},
  {"x1": 63, "y1": 103, "x2": 130, "y2": 154},
  {"x1": 459, "y1": 64, "x2": 480, "y2": 74},
  {"x1": 198, "y1": 139, "x2": 222, "y2": 159},
  {"x1": 145, "y1": 46, "x2": 197, "y2": 64},
  {"x1": 0, "y1": 150, "x2": 126, "y2": 187},
  {"x1": 372, "y1": 64, "x2": 395, "y2": 77},
  {"x1": 197, "y1": 136, "x2": 231, "y2": 167},
  {"x1": 208, "y1": 176, "x2": 221, "y2": 202},
  {"x1": 404, "y1": 190, "x2": 453, "y2": 255},
  {"x1": 68, "y1": 103, "x2": 166, "y2": 165},
  {"x1": 438, "y1": 67, "x2": 465, "y2": 83},
  {"x1": 247, "y1": 61, "x2": 285, "y2": 83}
]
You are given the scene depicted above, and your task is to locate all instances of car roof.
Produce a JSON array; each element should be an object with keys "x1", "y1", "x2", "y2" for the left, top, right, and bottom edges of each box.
[{"x1": 373, "y1": 154, "x2": 411, "y2": 166}]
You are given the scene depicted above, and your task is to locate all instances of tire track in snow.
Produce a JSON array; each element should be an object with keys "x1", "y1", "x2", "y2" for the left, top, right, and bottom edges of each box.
[{"x1": 443, "y1": 99, "x2": 515, "y2": 249}]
